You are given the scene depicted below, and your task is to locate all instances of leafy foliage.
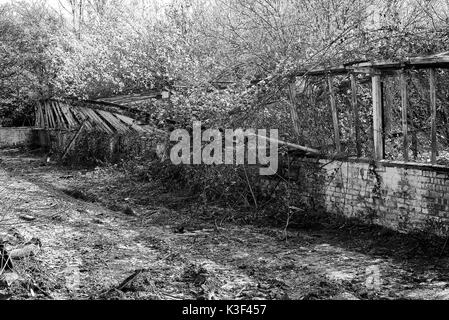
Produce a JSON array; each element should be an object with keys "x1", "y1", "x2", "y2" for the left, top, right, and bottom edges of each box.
[{"x1": 2, "y1": 0, "x2": 449, "y2": 155}]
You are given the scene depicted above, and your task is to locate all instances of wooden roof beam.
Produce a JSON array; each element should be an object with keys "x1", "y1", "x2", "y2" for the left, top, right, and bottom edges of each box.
[{"x1": 294, "y1": 53, "x2": 449, "y2": 77}]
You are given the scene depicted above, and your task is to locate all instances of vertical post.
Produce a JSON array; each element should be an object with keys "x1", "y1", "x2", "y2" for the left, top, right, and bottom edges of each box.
[
  {"x1": 381, "y1": 81, "x2": 386, "y2": 155},
  {"x1": 288, "y1": 81, "x2": 301, "y2": 141},
  {"x1": 430, "y1": 68, "x2": 437, "y2": 164},
  {"x1": 412, "y1": 132, "x2": 418, "y2": 160},
  {"x1": 400, "y1": 70, "x2": 409, "y2": 162},
  {"x1": 351, "y1": 73, "x2": 361, "y2": 157},
  {"x1": 384, "y1": 79, "x2": 393, "y2": 134},
  {"x1": 372, "y1": 73, "x2": 384, "y2": 160},
  {"x1": 328, "y1": 75, "x2": 341, "y2": 153},
  {"x1": 35, "y1": 105, "x2": 40, "y2": 127}
]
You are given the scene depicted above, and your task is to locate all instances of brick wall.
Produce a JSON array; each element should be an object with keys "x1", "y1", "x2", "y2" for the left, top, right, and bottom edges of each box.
[
  {"x1": 263, "y1": 157, "x2": 449, "y2": 235},
  {"x1": 0, "y1": 127, "x2": 33, "y2": 148},
  {"x1": 0, "y1": 127, "x2": 49, "y2": 148}
]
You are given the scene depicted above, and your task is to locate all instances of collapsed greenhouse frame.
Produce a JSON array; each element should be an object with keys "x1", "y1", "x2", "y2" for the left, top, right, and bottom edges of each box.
[{"x1": 292, "y1": 51, "x2": 449, "y2": 164}]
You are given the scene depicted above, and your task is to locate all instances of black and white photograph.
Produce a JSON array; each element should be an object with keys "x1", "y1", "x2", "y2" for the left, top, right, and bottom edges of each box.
[{"x1": 1, "y1": 0, "x2": 449, "y2": 309}]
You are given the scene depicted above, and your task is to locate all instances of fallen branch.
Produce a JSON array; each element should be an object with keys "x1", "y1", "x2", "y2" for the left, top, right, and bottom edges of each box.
[
  {"x1": 115, "y1": 269, "x2": 147, "y2": 292},
  {"x1": 246, "y1": 132, "x2": 320, "y2": 154},
  {"x1": 9, "y1": 243, "x2": 41, "y2": 259}
]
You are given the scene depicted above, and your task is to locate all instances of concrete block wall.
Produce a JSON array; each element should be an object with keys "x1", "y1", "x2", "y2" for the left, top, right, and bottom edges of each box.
[
  {"x1": 263, "y1": 157, "x2": 449, "y2": 235},
  {"x1": 0, "y1": 127, "x2": 34, "y2": 148},
  {"x1": 0, "y1": 127, "x2": 49, "y2": 149}
]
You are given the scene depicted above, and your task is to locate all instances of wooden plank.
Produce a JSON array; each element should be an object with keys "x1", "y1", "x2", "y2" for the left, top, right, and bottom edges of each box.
[
  {"x1": 96, "y1": 109, "x2": 128, "y2": 133},
  {"x1": 41, "y1": 104, "x2": 46, "y2": 127},
  {"x1": 70, "y1": 107, "x2": 92, "y2": 130},
  {"x1": 40, "y1": 104, "x2": 46, "y2": 127},
  {"x1": 384, "y1": 79, "x2": 393, "y2": 134},
  {"x1": 51, "y1": 102, "x2": 61, "y2": 128},
  {"x1": 80, "y1": 107, "x2": 104, "y2": 131},
  {"x1": 38, "y1": 104, "x2": 44, "y2": 127},
  {"x1": 74, "y1": 107, "x2": 92, "y2": 129},
  {"x1": 400, "y1": 70, "x2": 409, "y2": 161},
  {"x1": 59, "y1": 104, "x2": 78, "y2": 127},
  {"x1": 47, "y1": 102, "x2": 56, "y2": 128},
  {"x1": 42, "y1": 102, "x2": 48, "y2": 127},
  {"x1": 49, "y1": 103, "x2": 57, "y2": 128},
  {"x1": 115, "y1": 113, "x2": 146, "y2": 133},
  {"x1": 351, "y1": 74, "x2": 361, "y2": 157},
  {"x1": 372, "y1": 74, "x2": 384, "y2": 160},
  {"x1": 95, "y1": 110, "x2": 119, "y2": 132},
  {"x1": 82, "y1": 107, "x2": 114, "y2": 133},
  {"x1": 112, "y1": 114, "x2": 138, "y2": 133},
  {"x1": 247, "y1": 132, "x2": 319, "y2": 154},
  {"x1": 381, "y1": 81, "x2": 386, "y2": 155},
  {"x1": 91, "y1": 110, "x2": 116, "y2": 133},
  {"x1": 34, "y1": 105, "x2": 39, "y2": 127},
  {"x1": 68, "y1": 107, "x2": 83, "y2": 127},
  {"x1": 52, "y1": 101, "x2": 66, "y2": 129},
  {"x1": 35, "y1": 106, "x2": 39, "y2": 127},
  {"x1": 63, "y1": 105, "x2": 77, "y2": 128},
  {"x1": 62, "y1": 121, "x2": 87, "y2": 159},
  {"x1": 110, "y1": 114, "x2": 132, "y2": 133},
  {"x1": 35, "y1": 104, "x2": 43, "y2": 127},
  {"x1": 327, "y1": 75, "x2": 341, "y2": 153},
  {"x1": 54, "y1": 102, "x2": 70, "y2": 129},
  {"x1": 44, "y1": 102, "x2": 52, "y2": 128},
  {"x1": 287, "y1": 81, "x2": 301, "y2": 140},
  {"x1": 102, "y1": 110, "x2": 129, "y2": 133},
  {"x1": 430, "y1": 68, "x2": 437, "y2": 164},
  {"x1": 65, "y1": 105, "x2": 78, "y2": 128}
]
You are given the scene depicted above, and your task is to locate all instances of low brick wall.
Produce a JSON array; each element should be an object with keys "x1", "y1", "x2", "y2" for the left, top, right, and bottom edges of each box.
[
  {"x1": 263, "y1": 157, "x2": 449, "y2": 235},
  {"x1": 0, "y1": 127, "x2": 33, "y2": 148},
  {"x1": 0, "y1": 127, "x2": 49, "y2": 148}
]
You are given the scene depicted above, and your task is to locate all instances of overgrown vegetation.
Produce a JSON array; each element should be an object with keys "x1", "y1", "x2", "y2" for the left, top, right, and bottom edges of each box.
[
  {"x1": 5, "y1": 0, "x2": 449, "y2": 300},
  {"x1": 3, "y1": 1, "x2": 449, "y2": 132},
  {"x1": 3, "y1": 0, "x2": 449, "y2": 230}
]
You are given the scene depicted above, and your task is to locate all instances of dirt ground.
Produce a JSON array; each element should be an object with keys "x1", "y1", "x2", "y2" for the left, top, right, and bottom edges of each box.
[{"x1": 1, "y1": 148, "x2": 449, "y2": 300}]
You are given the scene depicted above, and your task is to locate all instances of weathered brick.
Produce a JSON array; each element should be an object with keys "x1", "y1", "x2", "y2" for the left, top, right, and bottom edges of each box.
[{"x1": 261, "y1": 157, "x2": 449, "y2": 236}]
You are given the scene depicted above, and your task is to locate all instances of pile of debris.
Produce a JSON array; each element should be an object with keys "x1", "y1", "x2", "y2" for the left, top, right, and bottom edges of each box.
[{"x1": 0, "y1": 234, "x2": 43, "y2": 299}]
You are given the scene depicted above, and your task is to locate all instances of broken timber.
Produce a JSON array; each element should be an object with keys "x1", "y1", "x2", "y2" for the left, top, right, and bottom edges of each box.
[
  {"x1": 327, "y1": 75, "x2": 341, "y2": 153},
  {"x1": 287, "y1": 81, "x2": 302, "y2": 140},
  {"x1": 430, "y1": 69, "x2": 437, "y2": 164},
  {"x1": 372, "y1": 74, "x2": 384, "y2": 160},
  {"x1": 246, "y1": 132, "x2": 320, "y2": 155},
  {"x1": 35, "y1": 100, "x2": 152, "y2": 134},
  {"x1": 61, "y1": 121, "x2": 88, "y2": 160},
  {"x1": 289, "y1": 52, "x2": 449, "y2": 163},
  {"x1": 400, "y1": 70, "x2": 409, "y2": 161},
  {"x1": 350, "y1": 74, "x2": 361, "y2": 157}
]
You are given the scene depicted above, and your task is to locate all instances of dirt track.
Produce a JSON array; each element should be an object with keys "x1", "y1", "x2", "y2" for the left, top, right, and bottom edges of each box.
[{"x1": 2, "y1": 150, "x2": 449, "y2": 300}]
